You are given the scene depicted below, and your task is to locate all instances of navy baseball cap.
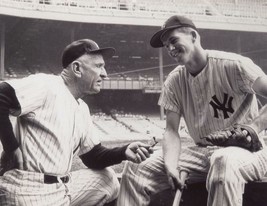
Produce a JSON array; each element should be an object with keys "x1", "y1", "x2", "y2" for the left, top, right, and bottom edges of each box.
[
  {"x1": 150, "y1": 15, "x2": 197, "y2": 48},
  {"x1": 62, "y1": 39, "x2": 115, "y2": 68}
]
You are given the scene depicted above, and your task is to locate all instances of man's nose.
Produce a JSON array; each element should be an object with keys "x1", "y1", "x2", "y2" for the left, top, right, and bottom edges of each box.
[
  {"x1": 100, "y1": 67, "x2": 108, "y2": 79},
  {"x1": 168, "y1": 44, "x2": 175, "y2": 51}
]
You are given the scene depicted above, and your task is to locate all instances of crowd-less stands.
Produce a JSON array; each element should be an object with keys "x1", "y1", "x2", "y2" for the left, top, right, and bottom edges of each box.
[
  {"x1": 1, "y1": 0, "x2": 267, "y2": 80},
  {"x1": 1, "y1": 0, "x2": 266, "y2": 21},
  {"x1": 92, "y1": 111, "x2": 190, "y2": 143}
]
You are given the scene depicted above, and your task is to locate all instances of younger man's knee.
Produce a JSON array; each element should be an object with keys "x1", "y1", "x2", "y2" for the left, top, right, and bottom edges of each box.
[{"x1": 103, "y1": 168, "x2": 120, "y2": 199}]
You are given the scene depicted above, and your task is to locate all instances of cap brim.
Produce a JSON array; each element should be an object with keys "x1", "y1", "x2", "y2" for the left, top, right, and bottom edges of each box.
[
  {"x1": 90, "y1": 47, "x2": 116, "y2": 59},
  {"x1": 150, "y1": 29, "x2": 168, "y2": 48}
]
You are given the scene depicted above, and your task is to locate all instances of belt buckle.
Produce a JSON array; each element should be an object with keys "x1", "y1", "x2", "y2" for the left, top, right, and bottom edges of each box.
[{"x1": 58, "y1": 175, "x2": 70, "y2": 183}]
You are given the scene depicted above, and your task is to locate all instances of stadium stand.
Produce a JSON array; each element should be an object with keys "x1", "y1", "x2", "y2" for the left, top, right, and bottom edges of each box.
[
  {"x1": 1, "y1": 18, "x2": 266, "y2": 85},
  {"x1": 1, "y1": 0, "x2": 266, "y2": 22},
  {"x1": 0, "y1": 0, "x2": 266, "y2": 82},
  {"x1": 91, "y1": 109, "x2": 190, "y2": 143},
  {"x1": 0, "y1": 0, "x2": 266, "y2": 122},
  {"x1": 92, "y1": 112, "x2": 162, "y2": 141},
  {"x1": 0, "y1": 0, "x2": 266, "y2": 83}
]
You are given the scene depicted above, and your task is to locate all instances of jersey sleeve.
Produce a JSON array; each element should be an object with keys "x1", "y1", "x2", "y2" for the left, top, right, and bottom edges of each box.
[
  {"x1": 236, "y1": 57, "x2": 265, "y2": 94},
  {"x1": 78, "y1": 103, "x2": 101, "y2": 156},
  {"x1": 158, "y1": 74, "x2": 181, "y2": 114},
  {"x1": 6, "y1": 74, "x2": 48, "y2": 116}
]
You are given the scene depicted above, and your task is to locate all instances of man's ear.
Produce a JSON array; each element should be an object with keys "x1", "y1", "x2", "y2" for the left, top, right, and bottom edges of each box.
[
  {"x1": 191, "y1": 31, "x2": 197, "y2": 42},
  {"x1": 72, "y1": 61, "x2": 82, "y2": 77}
]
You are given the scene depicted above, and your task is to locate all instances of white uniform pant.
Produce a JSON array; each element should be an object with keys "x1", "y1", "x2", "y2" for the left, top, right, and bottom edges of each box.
[
  {"x1": 116, "y1": 146, "x2": 267, "y2": 206},
  {"x1": 0, "y1": 167, "x2": 120, "y2": 206}
]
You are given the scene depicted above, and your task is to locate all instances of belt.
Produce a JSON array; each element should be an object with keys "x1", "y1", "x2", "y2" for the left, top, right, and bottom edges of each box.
[{"x1": 44, "y1": 174, "x2": 70, "y2": 184}]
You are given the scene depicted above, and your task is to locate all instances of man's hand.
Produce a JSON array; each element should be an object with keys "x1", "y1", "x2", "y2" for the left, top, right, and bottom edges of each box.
[
  {"x1": 165, "y1": 166, "x2": 185, "y2": 191},
  {"x1": 0, "y1": 147, "x2": 25, "y2": 175},
  {"x1": 205, "y1": 124, "x2": 263, "y2": 152},
  {"x1": 125, "y1": 142, "x2": 154, "y2": 163}
]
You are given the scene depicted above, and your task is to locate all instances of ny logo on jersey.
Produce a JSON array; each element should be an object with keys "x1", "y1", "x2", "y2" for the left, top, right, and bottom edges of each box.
[{"x1": 209, "y1": 93, "x2": 234, "y2": 119}]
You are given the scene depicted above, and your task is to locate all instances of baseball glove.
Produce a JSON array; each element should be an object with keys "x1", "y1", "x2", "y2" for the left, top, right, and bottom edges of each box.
[{"x1": 205, "y1": 124, "x2": 263, "y2": 152}]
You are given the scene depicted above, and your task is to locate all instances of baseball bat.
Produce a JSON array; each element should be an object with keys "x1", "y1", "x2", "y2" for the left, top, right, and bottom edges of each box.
[{"x1": 172, "y1": 170, "x2": 189, "y2": 206}]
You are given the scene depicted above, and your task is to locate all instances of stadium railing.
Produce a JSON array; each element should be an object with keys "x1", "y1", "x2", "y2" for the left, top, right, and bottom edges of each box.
[
  {"x1": 101, "y1": 78, "x2": 161, "y2": 90},
  {"x1": 0, "y1": 0, "x2": 266, "y2": 25}
]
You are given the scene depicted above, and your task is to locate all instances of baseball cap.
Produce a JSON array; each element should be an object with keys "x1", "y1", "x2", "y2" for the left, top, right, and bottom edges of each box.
[
  {"x1": 150, "y1": 15, "x2": 197, "y2": 48},
  {"x1": 62, "y1": 39, "x2": 115, "y2": 68}
]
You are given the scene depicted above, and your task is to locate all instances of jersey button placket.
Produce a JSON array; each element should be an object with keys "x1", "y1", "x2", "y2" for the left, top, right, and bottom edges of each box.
[
  {"x1": 191, "y1": 80, "x2": 198, "y2": 111},
  {"x1": 194, "y1": 80, "x2": 203, "y2": 117}
]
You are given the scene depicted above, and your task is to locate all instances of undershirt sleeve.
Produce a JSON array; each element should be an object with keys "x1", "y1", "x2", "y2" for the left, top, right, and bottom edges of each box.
[
  {"x1": 0, "y1": 82, "x2": 21, "y2": 153},
  {"x1": 79, "y1": 143, "x2": 128, "y2": 169}
]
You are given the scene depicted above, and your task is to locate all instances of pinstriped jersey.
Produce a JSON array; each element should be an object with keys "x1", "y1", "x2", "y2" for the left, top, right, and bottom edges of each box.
[
  {"x1": 158, "y1": 50, "x2": 265, "y2": 146},
  {"x1": 6, "y1": 74, "x2": 100, "y2": 175}
]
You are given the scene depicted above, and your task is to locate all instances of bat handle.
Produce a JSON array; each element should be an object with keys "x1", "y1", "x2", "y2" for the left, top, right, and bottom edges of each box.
[{"x1": 172, "y1": 170, "x2": 189, "y2": 206}]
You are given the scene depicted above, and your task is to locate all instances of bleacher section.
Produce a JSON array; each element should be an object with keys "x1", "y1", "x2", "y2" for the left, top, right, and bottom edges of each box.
[
  {"x1": 1, "y1": 0, "x2": 266, "y2": 23},
  {"x1": 93, "y1": 115, "x2": 143, "y2": 141},
  {"x1": 0, "y1": 0, "x2": 266, "y2": 83},
  {"x1": 2, "y1": 16, "x2": 267, "y2": 83},
  {"x1": 92, "y1": 114, "x2": 164, "y2": 142},
  {"x1": 92, "y1": 112, "x2": 190, "y2": 143},
  {"x1": 212, "y1": 0, "x2": 267, "y2": 19},
  {"x1": 0, "y1": 0, "x2": 266, "y2": 94}
]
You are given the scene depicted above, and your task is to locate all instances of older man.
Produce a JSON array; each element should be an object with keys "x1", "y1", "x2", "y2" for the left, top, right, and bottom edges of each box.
[{"x1": 0, "y1": 39, "x2": 152, "y2": 206}]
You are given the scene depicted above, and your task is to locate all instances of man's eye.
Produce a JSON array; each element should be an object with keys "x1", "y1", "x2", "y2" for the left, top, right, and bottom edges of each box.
[{"x1": 170, "y1": 39, "x2": 178, "y2": 45}]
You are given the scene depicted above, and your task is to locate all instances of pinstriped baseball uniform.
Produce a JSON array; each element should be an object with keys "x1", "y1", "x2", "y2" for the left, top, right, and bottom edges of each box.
[
  {"x1": 159, "y1": 50, "x2": 264, "y2": 146},
  {"x1": 0, "y1": 74, "x2": 119, "y2": 206},
  {"x1": 116, "y1": 50, "x2": 267, "y2": 206}
]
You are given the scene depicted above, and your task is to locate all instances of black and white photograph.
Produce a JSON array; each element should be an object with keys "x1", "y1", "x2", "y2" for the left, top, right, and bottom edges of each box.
[{"x1": 0, "y1": 0, "x2": 267, "y2": 205}]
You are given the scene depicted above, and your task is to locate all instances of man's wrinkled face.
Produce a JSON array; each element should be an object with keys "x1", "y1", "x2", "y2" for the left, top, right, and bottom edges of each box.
[
  {"x1": 161, "y1": 28, "x2": 195, "y2": 65},
  {"x1": 78, "y1": 54, "x2": 107, "y2": 95}
]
